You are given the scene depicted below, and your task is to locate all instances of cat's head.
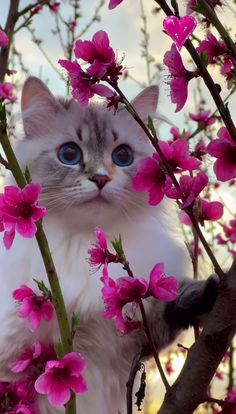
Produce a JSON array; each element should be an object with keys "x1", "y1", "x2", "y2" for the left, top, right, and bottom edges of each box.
[{"x1": 16, "y1": 77, "x2": 159, "y2": 228}]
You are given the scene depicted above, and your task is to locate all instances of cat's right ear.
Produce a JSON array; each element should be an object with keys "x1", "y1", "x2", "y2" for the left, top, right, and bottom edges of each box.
[{"x1": 21, "y1": 77, "x2": 61, "y2": 136}]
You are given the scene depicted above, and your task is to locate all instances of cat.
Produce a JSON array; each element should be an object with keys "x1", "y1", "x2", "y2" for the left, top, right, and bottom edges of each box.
[{"x1": 0, "y1": 77, "x2": 218, "y2": 414}]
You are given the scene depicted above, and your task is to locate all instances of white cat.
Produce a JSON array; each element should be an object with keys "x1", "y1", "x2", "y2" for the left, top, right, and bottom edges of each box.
[{"x1": 0, "y1": 77, "x2": 217, "y2": 414}]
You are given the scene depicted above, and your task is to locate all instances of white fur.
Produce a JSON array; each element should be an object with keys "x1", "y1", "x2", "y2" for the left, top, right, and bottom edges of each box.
[{"x1": 0, "y1": 80, "x2": 191, "y2": 414}]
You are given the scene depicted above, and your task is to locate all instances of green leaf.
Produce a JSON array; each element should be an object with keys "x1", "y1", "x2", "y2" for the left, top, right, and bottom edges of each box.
[
  {"x1": 24, "y1": 166, "x2": 32, "y2": 183},
  {"x1": 71, "y1": 312, "x2": 80, "y2": 339},
  {"x1": 111, "y1": 235, "x2": 125, "y2": 261},
  {"x1": 33, "y1": 278, "x2": 51, "y2": 299},
  {"x1": 200, "y1": 51, "x2": 209, "y2": 67},
  {"x1": 147, "y1": 116, "x2": 157, "y2": 137},
  {"x1": 55, "y1": 341, "x2": 64, "y2": 360}
]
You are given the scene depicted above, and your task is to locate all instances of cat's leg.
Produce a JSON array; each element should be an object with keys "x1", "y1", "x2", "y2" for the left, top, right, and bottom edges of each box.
[
  {"x1": 147, "y1": 276, "x2": 219, "y2": 350},
  {"x1": 163, "y1": 276, "x2": 219, "y2": 329}
]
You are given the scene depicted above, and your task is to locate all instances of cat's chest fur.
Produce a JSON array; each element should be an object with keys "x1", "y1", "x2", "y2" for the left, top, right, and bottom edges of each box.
[{"x1": 0, "y1": 204, "x2": 189, "y2": 414}]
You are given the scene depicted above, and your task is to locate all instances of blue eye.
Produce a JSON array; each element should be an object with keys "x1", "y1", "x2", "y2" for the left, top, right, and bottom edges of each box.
[
  {"x1": 57, "y1": 142, "x2": 82, "y2": 165},
  {"x1": 112, "y1": 145, "x2": 134, "y2": 167}
]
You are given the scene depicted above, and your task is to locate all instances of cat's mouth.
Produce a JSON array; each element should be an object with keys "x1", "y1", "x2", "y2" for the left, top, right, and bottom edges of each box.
[{"x1": 82, "y1": 194, "x2": 111, "y2": 205}]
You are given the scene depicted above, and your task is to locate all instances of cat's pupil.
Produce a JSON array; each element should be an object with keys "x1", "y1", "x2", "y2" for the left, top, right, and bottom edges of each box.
[
  {"x1": 112, "y1": 145, "x2": 134, "y2": 167},
  {"x1": 57, "y1": 142, "x2": 82, "y2": 165}
]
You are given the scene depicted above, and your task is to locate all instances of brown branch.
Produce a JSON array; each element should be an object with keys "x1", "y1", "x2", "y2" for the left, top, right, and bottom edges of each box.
[
  {"x1": 0, "y1": 0, "x2": 20, "y2": 82},
  {"x1": 158, "y1": 258, "x2": 236, "y2": 414}
]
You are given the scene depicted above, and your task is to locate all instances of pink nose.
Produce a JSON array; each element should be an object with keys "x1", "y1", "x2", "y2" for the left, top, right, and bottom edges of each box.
[{"x1": 90, "y1": 174, "x2": 110, "y2": 189}]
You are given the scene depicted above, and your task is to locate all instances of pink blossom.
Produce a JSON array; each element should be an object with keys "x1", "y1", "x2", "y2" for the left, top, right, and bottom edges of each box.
[
  {"x1": 154, "y1": 139, "x2": 201, "y2": 173},
  {"x1": 221, "y1": 389, "x2": 236, "y2": 414},
  {"x1": 0, "y1": 380, "x2": 37, "y2": 414},
  {"x1": 88, "y1": 227, "x2": 116, "y2": 269},
  {"x1": 163, "y1": 43, "x2": 198, "y2": 112},
  {"x1": 58, "y1": 59, "x2": 113, "y2": 107},
  {"x1": 0, "y1": 183, "x2": 46, "y2": 250},
  {"x1": 223, "y1": 219, "x2": 236, "y2": 243},
  {"x1": 148, "y1": 263, "x2": 179, "y2": 301},
  {"x1": 197, "y1": 33, "x2": 227, "y2": 64},
  {"x1": 163, "y1": 16, "x2": 197, "y2": 50},
  {"x1": 101, "y1": 265, "x2": 140, "y2": 335},
  {"x1": 101, "y1": 263, "x2": 179, "y2": 334},
  {"x1": 74, "y1": 30, "x2": 115, "y2": 78},
  {"x1": 0, "y1": 30, "x2": 9, "y2": 47},
  {"x1": 221, "y1": 59, "x2": 234, "y2": 83},
  {"x1": 13, "y1": 285, "x2": 54, "y2": 331},
  {"x1": 166, "y1": 171, "x2": 209, "y2": 208},
  {"x1": 9, "y1": 342, "x2": 42, "y2": 373},
  {"x1": 179, "y1": 199, "x2": 224, "y2": 225},
  {"x1": 192, "y1": 139, "x2": 208, "y2": 160},
  {"x1": 132, "y1": 156, "x2": 172, "y2": 205},
  {"x1": 35, "y1": 352, "x2": 88, "y2": 407},
  {"x1": 207, "y1": 127, "x2": 236, "y2": 181},
  {"x1": 170, "y1": 127, "x2": 191, "y2": 141},
  {"x1": 189, "y1": 110, "x2": 217, "y2": 127},
  {"x1": 9, "y1": 342, "x2": 56, "y2": 374},
  {"x1": 187, "y1": 0, "x2": 224, "y2": 13},
  {"x1": 108, "y1": 0, "x2": 124, "y2": 9},
  {"x1": 48, "y1": 2, "x2": 60, "y2": 13},
  {"x1": 216, "y1": 233, "x2": 227, "y2": 245},
  {"x1": 165, "y1": 360, "x2": 174, "y2": 375},
  {"x1": 0, "y1": 82, "x2": 16, "y2": 103}
]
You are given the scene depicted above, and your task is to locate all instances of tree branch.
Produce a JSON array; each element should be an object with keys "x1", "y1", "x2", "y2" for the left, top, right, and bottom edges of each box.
[{"x1": 158, "y1": 259, "x2": 236, "y2": 414}]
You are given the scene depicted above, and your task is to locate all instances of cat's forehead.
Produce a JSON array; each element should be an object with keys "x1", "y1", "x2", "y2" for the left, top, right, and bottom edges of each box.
[{"x1": 67, "y1": 101, "x2": 119, "y2": 152}]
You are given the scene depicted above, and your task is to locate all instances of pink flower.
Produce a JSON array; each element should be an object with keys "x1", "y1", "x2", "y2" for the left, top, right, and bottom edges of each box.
[
  {"x1": 132, "y1": 156, "x2": 172, "y2": 205},
  {"x1": 187, "y1": 0, "x2": 224, "y2": 13},
  {"x1": 207, "y1": 127, "x2": 236, "y2": 181},
  {"x1": 165, "y1": 360, "x2": 174, "y2": 375},
  {"x1": 197, "y1": 33, "x2": 227, "y2": 64},
  {"x1": 0, "y1": 82, "x2": 16, "y2": 103},
  {"x1": 170, "y1": 127, "x2": 191, "y2": 141},
  {"x1": 74, "y1": 30, "x2": 115, "y2": 78},
  {"x1": 59, "y1": 59, "x2": 113, "y2": 107},
  {"x1": 0, "y1": 381, "x2": 37, "y2": 414},
  {"x1": 166, "y1": 171, "x2": 209, "y2": 208},
  {"x1": 154, "y1": 139, "x2": 201, "y2": 173},
  {"x1": 108, "y1": 0, "x2": 124, "y2": 9},
  {"x1": 163, "y1": 16, "x2": 197, "y2": 50},
  {"x1": 35, "y1": 352, "x2": 88, "y2": 407},
  {"x1": 179, "y1": 199, "x2": 224, "y2": 225},
  {"x1": 163, "y1": 43, "x2": 198, "y2": 112},
  {"x1": 101, "y1": 263, "x2": 179, "y2": 334},
  {"x1": 223, "y1": 219, "x2": 236, "y2": 243},
  {"x1": 9, "y1": 342, "x2": 42, "y2": 373},
  {"x1": 88, "y1": 227, "x2": 116, "y2": 269},
  {"x1": 48, "y1": 1, "x2": 60, "y2": 13},
  {"x1": 189, "y1": 110, "x2": 217, "y2": 127},
  {"x1": 13, "y1": 285, "x2": 54, "y2": 331},
  {"x1": 0, "y1": 30, "x2": 9, "y2": 47},
  {"x1": 148, "y1": 263, "x2": 179, "y2": 302},
  {"x1": 192, "y1": 139, "x2": 208, "y2": 160},
  {"x1": 0, "y1": 183, "x2": 46, "y2": 250},
  {"x1": 221, "y1": 59, "x2": 234, "y2": 86},
  {"x1": 9, "y1": 342, "x2": 56, "y2": 374}
]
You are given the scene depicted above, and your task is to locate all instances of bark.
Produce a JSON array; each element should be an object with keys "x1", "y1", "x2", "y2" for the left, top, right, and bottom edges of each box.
[
  {"x1": 158, "y1": 260, "x2": 236, "y2": 414},
  {"x1": 0, "y1": 0, "x2": 20, "y2": 82}
]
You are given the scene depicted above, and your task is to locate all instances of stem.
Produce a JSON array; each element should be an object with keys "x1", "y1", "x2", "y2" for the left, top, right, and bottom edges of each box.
[
  {"x1": 140, "y1": 0, "x2": 152, "y2": 85},
  {"x1": 0, "y1": 105, "x2": 76, "y2": 414},
  {"x1": 121, "y1": 260, "x2": 170, "y2": 390},
  {"x1": 154, "y1": 0, "x2": 236, "y2": 142},
  {"x1": 227, "y1": 343, "x2": 234, "y2": 392},
  {"x1": 0, "y1": 0, "x2": 20, "y2": 82}
]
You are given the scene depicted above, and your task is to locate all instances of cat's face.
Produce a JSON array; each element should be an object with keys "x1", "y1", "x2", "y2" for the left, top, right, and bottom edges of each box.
[{"x1": 16, "y1": 77, "x2": 159, "y2": 228}]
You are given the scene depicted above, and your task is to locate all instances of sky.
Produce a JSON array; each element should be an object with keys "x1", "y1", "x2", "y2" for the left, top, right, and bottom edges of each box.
[{"x1": 1, "y1": 0, "x2": 236, "y2": 138}]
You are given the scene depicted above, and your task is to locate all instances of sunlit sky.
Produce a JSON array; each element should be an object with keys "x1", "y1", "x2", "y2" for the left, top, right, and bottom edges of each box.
[{"x1": 1, "y1": 0, "x2": 236, "y2": 138}]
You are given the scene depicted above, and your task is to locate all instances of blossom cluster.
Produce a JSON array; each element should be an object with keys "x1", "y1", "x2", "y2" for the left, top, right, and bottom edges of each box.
[
  {"x1": 0, "y1": 342, "x2": 87, "y2": 412},
  {"x1": 88, "y1": 228, "x2": 179, "y2": 334},
  {"x1": 59, "y1": 30, "x2": 123, "y2": 107}
]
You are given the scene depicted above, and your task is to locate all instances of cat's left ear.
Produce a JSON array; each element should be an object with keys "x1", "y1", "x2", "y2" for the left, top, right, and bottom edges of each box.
[{"x1": 130, "y1": 85, "x2": 159, "y2": 120}]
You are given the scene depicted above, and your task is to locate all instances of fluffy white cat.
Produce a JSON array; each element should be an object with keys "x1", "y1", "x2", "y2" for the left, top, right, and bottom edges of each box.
[{"x1": 0, "y1": 78, "x2": 217, "y2": 414}]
